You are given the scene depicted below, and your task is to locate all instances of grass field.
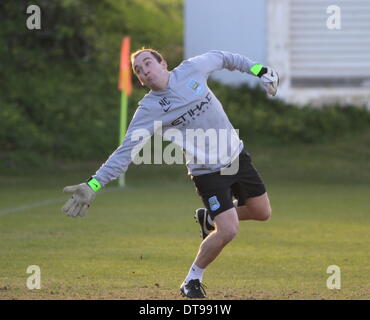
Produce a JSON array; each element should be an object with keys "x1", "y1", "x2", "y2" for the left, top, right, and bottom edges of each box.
[{"x1": 0, "y1": 133, "x2": 369, "y2": 300}]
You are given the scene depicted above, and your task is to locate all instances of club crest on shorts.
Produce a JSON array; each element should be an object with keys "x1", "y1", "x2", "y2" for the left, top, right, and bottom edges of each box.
[{"x1": 208, "y1": 195, "x2": 220, "y2": 211}]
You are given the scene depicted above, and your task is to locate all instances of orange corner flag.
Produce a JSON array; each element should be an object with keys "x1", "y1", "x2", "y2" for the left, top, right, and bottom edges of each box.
[{"x1": 118, "y1": 36, "x2": 132, "y2": 96}]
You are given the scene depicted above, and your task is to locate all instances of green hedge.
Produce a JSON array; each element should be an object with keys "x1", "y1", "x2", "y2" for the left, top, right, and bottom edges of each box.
[
  {"x1": 2, "y1": 78, "x2": 370, "y2": 169},
  {"x1": 1, "y1": 1, "x2": 370, "y2": 169},
  {"x1": 0, "y1": 0, "x2": 181, "y2": 168},
  {"x1": 209, "y1": 81, "x2": 370, "y2": 144}
]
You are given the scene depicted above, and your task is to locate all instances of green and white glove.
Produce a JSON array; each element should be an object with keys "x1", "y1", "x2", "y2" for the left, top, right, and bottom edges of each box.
[
  {"x1": 61, "y1": 178, "x2": 101, "y2": 217},
  {"x1": 250, "y1": 64, "x2": 279, "y2": 96}
]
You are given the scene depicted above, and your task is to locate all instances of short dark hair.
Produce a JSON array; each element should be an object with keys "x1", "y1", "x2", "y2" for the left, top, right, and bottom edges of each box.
[{"x1": 131, "y1": 47, "x2": 164, "y2": 71}]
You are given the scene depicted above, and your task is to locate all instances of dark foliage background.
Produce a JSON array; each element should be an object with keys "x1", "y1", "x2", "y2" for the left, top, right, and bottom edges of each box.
[{"x1": 1, "y1": 0, "x2": 369, "y2": 168}]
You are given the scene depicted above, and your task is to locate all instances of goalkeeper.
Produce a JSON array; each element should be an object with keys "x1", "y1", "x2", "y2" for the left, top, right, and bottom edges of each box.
[{"x1": 62, "y1": 49, "x2": 279, "y2": 299}]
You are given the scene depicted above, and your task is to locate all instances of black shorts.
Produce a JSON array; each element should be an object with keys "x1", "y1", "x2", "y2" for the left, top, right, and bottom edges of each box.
[{"x1": 191, "y1": 150, "x2": 266, "y2": 219}]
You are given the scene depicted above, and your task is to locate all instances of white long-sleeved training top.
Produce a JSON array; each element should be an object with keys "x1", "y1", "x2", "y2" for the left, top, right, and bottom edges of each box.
[{"x1": 94, "y1": 50, "x2": 259, "y2": 186}]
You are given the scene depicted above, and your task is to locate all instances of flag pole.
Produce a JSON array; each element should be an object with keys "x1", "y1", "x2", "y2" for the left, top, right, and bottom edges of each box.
[
  {"x1": 118, "y1": 92, "x2": 128, "y2": 187},
  {"x1": 118, "y1": 36, "x2": 132, "y2": 188}
]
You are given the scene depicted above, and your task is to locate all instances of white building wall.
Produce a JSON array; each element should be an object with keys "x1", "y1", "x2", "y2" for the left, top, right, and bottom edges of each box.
[
  {"x1": 267, "y1": 0, "x2": 291, "y2": 98},
  {"x1": 184, "y1": 0, "x2": 267, "y2": 87},
  {"x1": 283, "y1": 0, "x2": 370, "y2": 106},
  {"x1": 185, "y1": 0, "x2": 370, "y2": 107}
]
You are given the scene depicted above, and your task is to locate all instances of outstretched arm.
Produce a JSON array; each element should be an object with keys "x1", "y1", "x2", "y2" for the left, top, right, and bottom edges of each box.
[
  {"x1": 93, "y1": 105, "x2": 155, "y2": 186},
  {"x1": 61, "y1": 105, "x2": 155, "y2": 218},
  {"x1": 189, "y1": 50, "x2": 279, "y2": 96}
]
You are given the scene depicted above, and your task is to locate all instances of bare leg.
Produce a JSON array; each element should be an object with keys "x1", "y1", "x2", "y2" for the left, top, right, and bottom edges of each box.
[
  {"x1": 193, "y1": 207, "x2": 239, "y2": 269},
  {"x1": 234, "y1": 192, "x2": 272, "y2": 221}
]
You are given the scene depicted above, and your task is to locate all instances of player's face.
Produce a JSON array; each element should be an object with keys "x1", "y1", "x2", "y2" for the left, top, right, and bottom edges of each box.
[{"x1": 133, "y1": 51, "x2": 167, "y2": 89}]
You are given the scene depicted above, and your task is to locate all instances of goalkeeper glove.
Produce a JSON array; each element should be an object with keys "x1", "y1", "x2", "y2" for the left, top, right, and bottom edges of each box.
[
  {"x1": 61, "y1": 178, "x2": 101, "y2": 218},
  {"x1": 250, "y1": 64, "x2": 279, "y2": 96}
]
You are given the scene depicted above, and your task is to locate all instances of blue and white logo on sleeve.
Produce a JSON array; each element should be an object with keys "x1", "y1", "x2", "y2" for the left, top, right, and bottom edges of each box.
[
  {"x1": 208, "y1": 195, "x2": 220, "y2": 211},
  {"x1": 187, "y1": 79, "x2": 204, "y2": 95}
]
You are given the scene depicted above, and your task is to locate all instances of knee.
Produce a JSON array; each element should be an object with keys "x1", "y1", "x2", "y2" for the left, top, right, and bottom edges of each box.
[
  {"x1": 258, "y1": 207, "x2": 272, "y2": 221},
  {"x1": 218, "y1": 225, "x2": 238, "y2": 244}
]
